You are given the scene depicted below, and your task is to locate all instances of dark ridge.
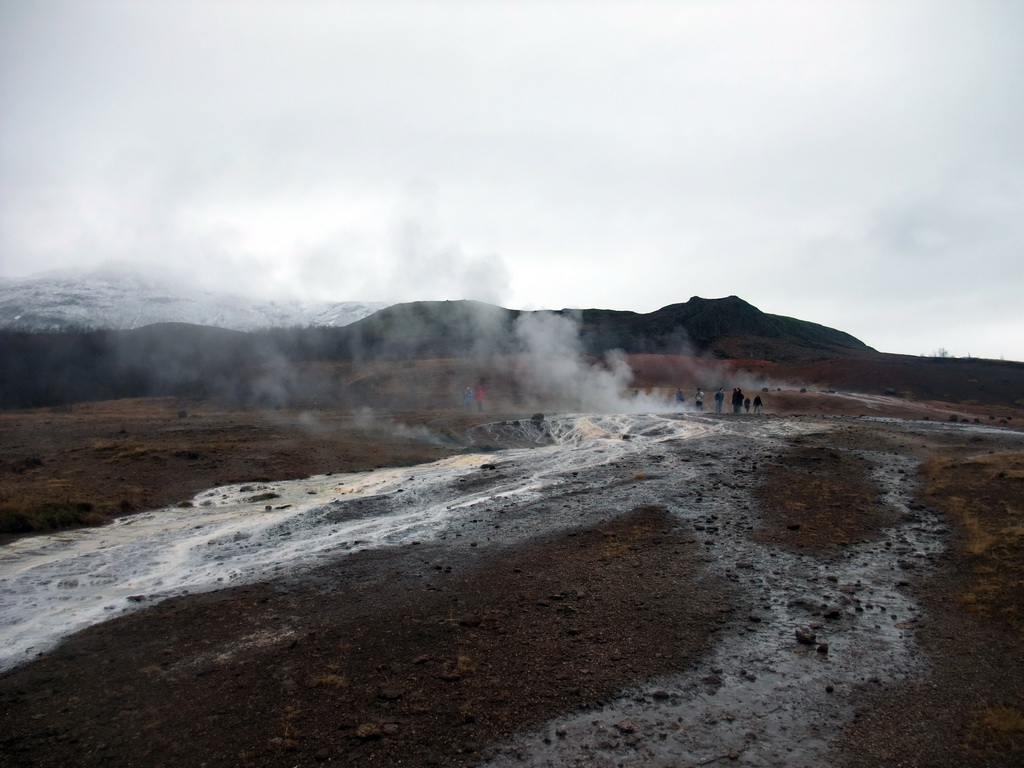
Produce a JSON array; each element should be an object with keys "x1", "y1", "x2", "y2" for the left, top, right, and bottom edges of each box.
[
  {"x1": 327, "y1": 296, "x2": 872, "y2": 362},
  {"x1": 572, "y1": 296, "x2": 872, "y2": 360}
]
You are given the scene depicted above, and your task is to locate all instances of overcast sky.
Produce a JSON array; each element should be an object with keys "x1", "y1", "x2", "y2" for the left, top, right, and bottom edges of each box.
[{"x1": 2, "y1": 1, "x2": 1023, "y2": 361}]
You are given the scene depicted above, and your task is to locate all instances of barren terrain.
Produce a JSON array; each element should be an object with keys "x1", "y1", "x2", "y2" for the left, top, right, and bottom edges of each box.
[{"x1": 1, "y1": 390, "x2": 1023, "y2": 767}]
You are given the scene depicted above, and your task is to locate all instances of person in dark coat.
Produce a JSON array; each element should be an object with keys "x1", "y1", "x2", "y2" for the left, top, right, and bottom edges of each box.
[
  {"x1": 714, "y1": 388, "x2": 725, "y2": 413},
  {"x1": 731, "y1": 387, "x2": 744, "y2": 414}
]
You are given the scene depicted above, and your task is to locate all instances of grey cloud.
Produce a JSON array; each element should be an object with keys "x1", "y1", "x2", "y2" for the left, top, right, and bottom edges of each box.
[{"x1": 2, "y1": 1, "x2": 1023, "y2": 361}]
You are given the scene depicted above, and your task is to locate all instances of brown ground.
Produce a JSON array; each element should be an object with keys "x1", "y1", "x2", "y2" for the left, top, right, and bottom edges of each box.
[{"x1": 1, "y1": 392, "x2": 1023, "y2": 767}]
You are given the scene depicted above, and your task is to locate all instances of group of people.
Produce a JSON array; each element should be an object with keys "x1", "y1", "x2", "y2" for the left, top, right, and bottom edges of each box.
[
  {"x1": 673, "y1": 387, "x2": 763, "y2": 414},
  {"x1": 463, "y1": 381, "x2": 763, "y2": 414},
  {"x1": 675, "y1": 388, "x2": 706, "y2": 410},
  {"x1": 462, "y1": 384, "x2": 485, "y2": 411},
  {"x1": 710, "y1": 386, "x2": 762, "y2": 414}
]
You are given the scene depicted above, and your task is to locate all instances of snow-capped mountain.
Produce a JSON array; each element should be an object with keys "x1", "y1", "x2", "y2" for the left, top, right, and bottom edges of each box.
[{"x1": 0, "y1": 268, "x2": 389, "y2": 331}]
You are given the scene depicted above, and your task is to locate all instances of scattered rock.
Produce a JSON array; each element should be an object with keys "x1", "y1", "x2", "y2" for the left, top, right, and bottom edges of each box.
[{"x1": 795, "y1": 627, "x2": 817, "y2": 645}]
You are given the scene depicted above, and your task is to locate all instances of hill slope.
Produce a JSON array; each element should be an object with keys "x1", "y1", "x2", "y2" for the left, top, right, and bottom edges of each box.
[
  {"x1": 572, "y1": 295, "x2": 872, "y2": 361},
  {"x1": 333, "y1": 295, "x2": 873, "y2": 363},
  {"x1": 7, "y1": 294, "x2": 1018, "y2": 412}
]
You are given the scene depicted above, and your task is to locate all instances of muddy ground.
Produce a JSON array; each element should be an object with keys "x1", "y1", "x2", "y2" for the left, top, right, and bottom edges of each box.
[{"x1": 1, "y1": 392, "x2": 1023, "y2": 767}]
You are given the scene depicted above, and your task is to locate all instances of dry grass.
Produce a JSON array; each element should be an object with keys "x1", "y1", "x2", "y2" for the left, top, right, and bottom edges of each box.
[
  {"x1": 0, "y1": 500, "x2": 107, "y2": 534},
  {"x1": 453, "y1": 654, "x2": 477, "y2": 677},
  {"x1": 315, "y1": 673, "x2": 349, "y2": 689},
  {"x1": 921, "y1": 453, "x2": 1024, "y2": 634},
  {"x1": 1, "y1": 399, "x2": 492, "y2": 539},
  {"x1": 958, "y1": 508, "x2": 998, "y2": 556},
  {"x1": 967, "y1": 705, "x2": 1024, "y2": 759},
  {"x1": 753, "y1": 435, "x2": 890, "y2": 551}
]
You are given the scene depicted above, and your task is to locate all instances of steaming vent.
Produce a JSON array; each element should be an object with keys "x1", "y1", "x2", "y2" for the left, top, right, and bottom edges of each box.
[
  {"x1": 468, "y1": 414, "x2": 640, "y2": 449},
  {"x1": 466, "y1": 418, "x2": 552, "y2": 449}
]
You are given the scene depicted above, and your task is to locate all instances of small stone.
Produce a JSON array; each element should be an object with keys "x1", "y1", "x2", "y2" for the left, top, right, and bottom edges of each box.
[
  {"x1": 795, "y1": 627, "x2": 817, "y2": 645},
  {"x1": 817, "y1": 642, "x2": 830, "y2": 654}
]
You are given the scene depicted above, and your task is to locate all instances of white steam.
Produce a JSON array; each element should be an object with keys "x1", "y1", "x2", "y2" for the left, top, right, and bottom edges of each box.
[
  {"x1": 506, "y1": 311, "x2": 794, "y2": 413},
  {"x1": 512, "y1": 312, "x2": 633, "y2": 411}
]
